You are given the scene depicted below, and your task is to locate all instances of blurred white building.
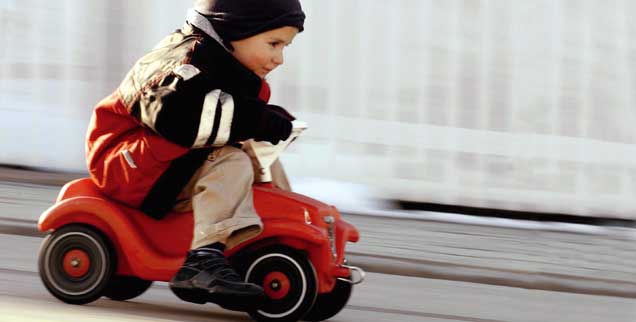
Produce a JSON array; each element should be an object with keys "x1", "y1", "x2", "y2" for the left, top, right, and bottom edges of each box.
[{"x1": 1, "y1": 0, "x2": 635, "y2": 219}]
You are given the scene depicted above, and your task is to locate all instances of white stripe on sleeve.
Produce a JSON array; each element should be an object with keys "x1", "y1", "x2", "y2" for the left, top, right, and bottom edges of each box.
[
  {"x1": 193, "y1": 89, "x2": 220, "y2": 148},
  {"x1": 212, "y1": 92, "x2": 235, "y2": 146}
]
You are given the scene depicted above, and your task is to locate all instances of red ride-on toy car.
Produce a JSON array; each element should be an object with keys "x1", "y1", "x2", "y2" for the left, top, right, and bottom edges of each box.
[{"x1": 37, "y1": 121, "x2": 364, "y2": 322}]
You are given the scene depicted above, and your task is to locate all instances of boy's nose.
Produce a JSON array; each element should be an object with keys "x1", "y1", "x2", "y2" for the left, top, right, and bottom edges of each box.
[{"x1": 273, "y1": 51, "x2": 284, "y2": 65}]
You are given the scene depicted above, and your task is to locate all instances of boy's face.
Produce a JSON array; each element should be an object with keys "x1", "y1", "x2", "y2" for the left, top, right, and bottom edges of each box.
[{"x1": 230, "y1": 26, "x2": 299, "y2": 79}]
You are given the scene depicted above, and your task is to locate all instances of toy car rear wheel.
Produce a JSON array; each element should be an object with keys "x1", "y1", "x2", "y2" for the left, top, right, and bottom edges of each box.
[
  {"x1": 38, "y1": 225, "x2": 115, "y2": 305},
  {"x1": 302, "y1": 278, "x2": 352, "y2": 321},
  {"x1": 240, "y1": 246, "x2": 318, "y2": 322},
  {"x1": 103, "y1": 275, "x2": 153, "y2": 301}
]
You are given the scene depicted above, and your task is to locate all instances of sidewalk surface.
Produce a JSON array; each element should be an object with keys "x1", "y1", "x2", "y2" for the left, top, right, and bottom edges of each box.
[{"x1": 1, "y1": 167, "x2": 635, "y2": 298}]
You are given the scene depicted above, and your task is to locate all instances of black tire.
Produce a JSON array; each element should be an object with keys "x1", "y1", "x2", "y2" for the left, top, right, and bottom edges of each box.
[
  {"x1": 239, "y1": 246, "x2": 318, "y2": 322},
  {"x1": 302, "y1": 279, "x2": 352, "y2": 321},
  {"x1": 38, "y1": 225, "x2": 115, "y2": 305},
  {"x1": 104, "y1": 275, "x2": 153, "y2": 301}
]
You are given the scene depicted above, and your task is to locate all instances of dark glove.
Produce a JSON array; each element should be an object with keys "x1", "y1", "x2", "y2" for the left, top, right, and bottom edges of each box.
[{"x1": 254, "y1": 105, "x2": 294, "y2": 145}]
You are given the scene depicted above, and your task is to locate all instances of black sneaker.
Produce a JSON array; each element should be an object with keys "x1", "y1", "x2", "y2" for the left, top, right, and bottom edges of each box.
[{"x1": 169, "y1": 247, "x2": 264, "y2": 311}]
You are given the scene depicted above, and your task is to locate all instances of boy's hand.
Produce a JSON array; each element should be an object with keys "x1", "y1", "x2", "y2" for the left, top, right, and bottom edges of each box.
[{"x1": 254, "y1": 105, "x2": 294, "y2": 145}]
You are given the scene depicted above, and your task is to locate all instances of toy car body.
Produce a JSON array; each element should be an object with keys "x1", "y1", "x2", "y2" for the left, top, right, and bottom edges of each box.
[{"x1": 37, "y1": 122, "x2": 364, "y2": 322}]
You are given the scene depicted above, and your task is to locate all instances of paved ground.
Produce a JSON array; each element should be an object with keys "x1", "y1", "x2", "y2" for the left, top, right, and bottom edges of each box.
[
  {"x1": 2, "y1": 233, "x2": 635, "y2": 322},
  {"x1": 1, "y1": 167, "x2": 635, "y2": 298}
]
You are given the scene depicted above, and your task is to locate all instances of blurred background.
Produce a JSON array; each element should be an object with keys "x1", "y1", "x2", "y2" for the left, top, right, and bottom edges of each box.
[
  {"x1": 2, "y1": 0, "x2": 636, "y2": 220},
  {"x1": 1, "y1": 1, "x2": 635, "y2": 321}
]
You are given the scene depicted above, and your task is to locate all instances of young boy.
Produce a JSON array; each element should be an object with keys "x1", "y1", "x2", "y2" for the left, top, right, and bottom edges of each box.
[{"x1": 85, "y1": 0, "x2": 305, "y2": 309}]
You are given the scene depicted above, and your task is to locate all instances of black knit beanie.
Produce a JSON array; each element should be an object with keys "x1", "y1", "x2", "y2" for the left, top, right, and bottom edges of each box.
[{"x1": 193, "y1": 0, "x2": 305, "y2": 43}]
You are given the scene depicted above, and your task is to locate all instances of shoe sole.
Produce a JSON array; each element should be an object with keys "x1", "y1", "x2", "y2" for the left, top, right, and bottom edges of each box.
[
  {"x1": 171, "y1": 286, "x2": 208, "y2": 304},
  {"x1": 170, "y1": 284, "x2": 264, "y2": 311}
]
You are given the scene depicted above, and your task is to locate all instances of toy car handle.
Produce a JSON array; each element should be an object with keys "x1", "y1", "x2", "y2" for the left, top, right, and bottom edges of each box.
[
  {"x1": 291, "y1": 120, "x2": 308, "y2": 134},
  {"x1": 242, "y1": 120, "x2": 308, "y2": 183}
]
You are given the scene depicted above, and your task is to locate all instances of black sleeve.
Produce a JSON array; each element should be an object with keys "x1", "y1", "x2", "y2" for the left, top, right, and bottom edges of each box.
[{"x1": 135, "y1": 66, "x2": 266, "y2": 148}]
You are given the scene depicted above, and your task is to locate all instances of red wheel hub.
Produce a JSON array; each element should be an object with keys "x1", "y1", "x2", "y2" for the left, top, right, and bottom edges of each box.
[
  {"x1": 62, "y1": 249, "x2": 91, "y2": 278},
  {"x1": 263, "y1": 271, "x2": 291, "y2": 300}
]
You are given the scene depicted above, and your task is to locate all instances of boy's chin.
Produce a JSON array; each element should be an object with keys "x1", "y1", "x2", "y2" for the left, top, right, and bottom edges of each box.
[{"x1": 258, "y1": 69, "x2": 275, "y2": 79}]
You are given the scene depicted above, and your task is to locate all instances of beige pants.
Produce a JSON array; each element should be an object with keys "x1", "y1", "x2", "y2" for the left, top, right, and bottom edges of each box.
[{"x1": 174, "y1": 146, "x2": 290, "y2": 250}]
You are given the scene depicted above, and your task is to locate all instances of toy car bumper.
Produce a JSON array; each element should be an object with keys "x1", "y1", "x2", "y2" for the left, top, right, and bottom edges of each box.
[{"x1": 338, "y1": 264, "x2": 365, "y2": 284}]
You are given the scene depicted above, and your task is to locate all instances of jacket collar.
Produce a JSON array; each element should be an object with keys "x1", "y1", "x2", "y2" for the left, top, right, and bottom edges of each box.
[
  {"x1": 181, "y1": 26, "x2": 264, "y2": 100},
  {"x1": 186, "y1": 9, "x2": 231, "y2": 52},
  {"x1": 184, "y1": 11, "x2": 265, "y2": 99}
]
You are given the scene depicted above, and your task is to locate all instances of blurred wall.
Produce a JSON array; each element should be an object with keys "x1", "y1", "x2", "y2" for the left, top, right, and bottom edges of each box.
[
  {"x1": 0, "y1": 0, "x2": 189, "y2": 169},
  {"x1": 1, "y1": 0, "x2": 635, "y2": 218}
]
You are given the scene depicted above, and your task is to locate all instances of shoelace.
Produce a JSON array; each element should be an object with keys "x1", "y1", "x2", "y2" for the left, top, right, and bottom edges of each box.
[
  {"x1": 200, "y1": 257, "x2": 242, "y2": 282},
  {"x1": 187, "y1": 249, "x2": 242, "y2": 282}
]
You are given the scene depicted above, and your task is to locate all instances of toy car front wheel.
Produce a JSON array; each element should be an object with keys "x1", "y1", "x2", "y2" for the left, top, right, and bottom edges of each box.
[
  {"x1": 38, "y1": 225, "x2": 115, "y2": 305},
  {"x1": 241, "y1": 246, "x2": 318, "y2": 322},
  {"x1": 104, "y1": 275, "x2": 153, "y2": 301},
  {"x1": 302, "y1": 278, "x2": 352, "y2": 321}
]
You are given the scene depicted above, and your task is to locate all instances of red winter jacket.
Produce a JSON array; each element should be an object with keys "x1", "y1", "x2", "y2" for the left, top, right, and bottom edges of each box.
[{"x1": 86, "y1": 24, "x2": 281, "y2": 219}]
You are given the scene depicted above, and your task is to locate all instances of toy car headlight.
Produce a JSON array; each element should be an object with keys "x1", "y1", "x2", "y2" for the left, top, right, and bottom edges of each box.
[{"x1": 323, "y1": 215, "x2": 337, "y2": 260}]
